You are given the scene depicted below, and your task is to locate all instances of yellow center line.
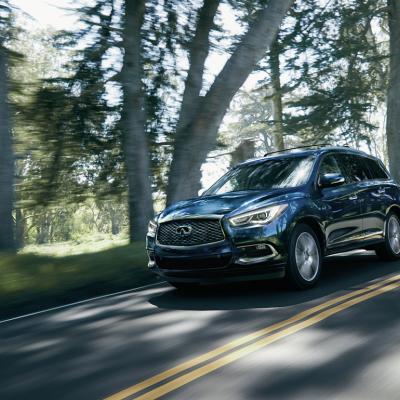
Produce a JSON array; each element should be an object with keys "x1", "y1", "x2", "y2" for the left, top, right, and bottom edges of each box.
[
  {"x1": 134, "y1": 280, "x2": 400, "y2": 400},
  {"x1": 105, "y1": 273, "x2": 400, "y2": 400}
]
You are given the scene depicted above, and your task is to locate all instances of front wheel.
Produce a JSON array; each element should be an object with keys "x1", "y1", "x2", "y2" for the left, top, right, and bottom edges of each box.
[
  {"x1": 375, "y1": 212, "x2": 400, "y2": 261},
  {"x1": 286, "y1": 223, "x2": 322, "y2": 289}
]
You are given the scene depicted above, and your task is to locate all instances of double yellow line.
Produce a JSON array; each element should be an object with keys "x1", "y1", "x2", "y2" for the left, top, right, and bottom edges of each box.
[{"x1": 106, "y1": 273, "x2": 400, "y2": 400}]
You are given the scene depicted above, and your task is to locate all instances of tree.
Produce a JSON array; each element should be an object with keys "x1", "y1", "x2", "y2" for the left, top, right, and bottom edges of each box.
[
  {"x1": 245, "y1": 0, "x2": 388, "y2": 154},
  {"x1": 386, "y1": 0, "x2": 400, "y2": 182},
  {"x1": 269, "y1": 39, "x2": 285, "y2": 150},
  {"x1": 218, "y1": 88, "x2": 274, "y2": 158},
  {"x1": 36, "y1": 0, "x2": 182, "y2": 242},
  {"x1": 19, "y1": 3, "x2": 131, "y2": 244},
  {"x1": 121, "y1": 0, "x2": 154, "y2": 241},
  {"x1": 282, "y1": 0, "x2": 387, "y2": 147},
  {"x1": 0, "y1": 0, "x2": 15, "y2": 251},
  {"x1": 166, "y1": 0, "x2": 295, "y2": 205}
]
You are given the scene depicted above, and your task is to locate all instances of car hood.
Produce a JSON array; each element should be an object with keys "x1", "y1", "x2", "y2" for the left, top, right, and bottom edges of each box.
[{"x1": 158, "y1": 187, "x2": 306, "y2": 222}]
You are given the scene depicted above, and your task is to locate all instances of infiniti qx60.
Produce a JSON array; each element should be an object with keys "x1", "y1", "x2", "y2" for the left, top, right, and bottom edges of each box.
[{"x1": 146, "y1": 146, "x2": 400, "y2": 289}]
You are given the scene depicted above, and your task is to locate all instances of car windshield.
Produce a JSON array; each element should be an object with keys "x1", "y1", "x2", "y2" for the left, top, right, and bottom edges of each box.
[{"x1": 204, "y1": 155, "x2": 315, "y2": 195}]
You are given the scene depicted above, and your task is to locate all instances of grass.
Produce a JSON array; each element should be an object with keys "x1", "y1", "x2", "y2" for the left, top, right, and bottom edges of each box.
[
  {"x1": 21, "y1": 234, "x2": 130, "y2": 257},
  {"x1": 0, "y1": 242, "x2": 159, "y2": 319}
]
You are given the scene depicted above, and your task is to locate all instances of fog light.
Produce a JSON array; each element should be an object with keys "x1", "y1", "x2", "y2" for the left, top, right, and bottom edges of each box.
[{"x1": 237, "y1": 244, "x2": 278, "y2": 265}]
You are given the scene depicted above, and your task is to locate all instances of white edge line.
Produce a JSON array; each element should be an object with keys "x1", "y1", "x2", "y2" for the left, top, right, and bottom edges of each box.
[{"x1": 0, "y1": 281, "x2": 166, "y2": 325}]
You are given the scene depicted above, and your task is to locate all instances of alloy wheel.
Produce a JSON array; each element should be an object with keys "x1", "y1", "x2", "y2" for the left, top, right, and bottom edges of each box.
[
  {"x1": 295, "y1": 232, "x2": 320, "y2": 282},
  {"x1": 388, "y1": 215, "x2": 400, "y2": 255}
]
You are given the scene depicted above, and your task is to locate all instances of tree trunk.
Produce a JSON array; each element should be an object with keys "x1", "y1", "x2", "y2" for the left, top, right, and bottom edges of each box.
[
  {"x1": 175, "y1": 0, "x2": 221, "y2": 135},
  {"x1": 387, "y1": 0, "x2": 400, "y2": 182},
  {"x1": 108, "y1": 204, "x2": 121, "y2": 235},
  {"x1": 111, "y1": 214, "x2": 120, "y2": 235},
  {"x1": 167, "y1": 0, "x2": 294, "y2": 205},
  {"x1": 165, "y1": 0, "x2": 221, "y2": 204},
  {"x1": 0, "y1": 45, "x2": 15, "y2": 251},
  {"x1": 270, "y1": 40, "x2": 285, "y2": 151},
  {"x1": 121, "y1": 0, "x2": 154, "y2": 241},
  {"x1": 15, "y1": 208, "x2": 25, "y2": 249},
  {"x1": 36, "y1": 213, "x2": 51, "y2": 245}
]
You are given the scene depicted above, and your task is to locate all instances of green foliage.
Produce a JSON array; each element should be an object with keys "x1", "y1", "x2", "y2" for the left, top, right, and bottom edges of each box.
[
  {"x1": 22, "y1": 233, "x2": 128, "y2": 257},
  {"x1": 43, "y1": 1, "x2": 122, "y2": 202},
  {"x1": 0, "y1": 242, "x2": 156, "y2": 317},
  {"x1": 0, "y1": 0, "x2": 17, "y2": 47},
  {"x1": 17, "y1": 200, "x2": 127, "y2": 247},
  {"x1": 220, "y1": 89, "x2": 274, "y2": 156},
  {"x1": 256, "y1": 0, "x2": 388, "y2": 147},
  {"x1": 24, "y1": 0, "x2": 193, "y2": 204},
  {"x1": 287, "y1": 0, "x2": 387, "y2": 146},
  {"x1": 7, "y1": 26, "x2": 129, "y2": 248}
]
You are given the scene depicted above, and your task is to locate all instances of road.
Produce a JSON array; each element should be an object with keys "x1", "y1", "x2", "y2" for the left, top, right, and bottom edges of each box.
[{"x1": 1, "y1": 251, "x2": 400, "y2": 400}]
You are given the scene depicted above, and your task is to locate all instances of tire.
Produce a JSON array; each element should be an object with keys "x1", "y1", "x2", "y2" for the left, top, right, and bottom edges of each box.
[
  {"x1": 286, "y1": 223, "x2": 322, "y2": 289},
  {"x1": 374, "y1": 212, "x2": 400, "y2": 261}
]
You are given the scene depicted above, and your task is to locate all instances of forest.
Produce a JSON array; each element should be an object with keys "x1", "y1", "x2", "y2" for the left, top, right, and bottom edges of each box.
[{"x1": 0, "y1": 0, "x2": 400, "y2": 253}]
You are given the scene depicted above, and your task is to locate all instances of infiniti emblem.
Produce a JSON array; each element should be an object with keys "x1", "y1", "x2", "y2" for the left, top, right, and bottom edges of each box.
[{"x1": 176, "y1": 225, "x2": 192, "y2": 237}]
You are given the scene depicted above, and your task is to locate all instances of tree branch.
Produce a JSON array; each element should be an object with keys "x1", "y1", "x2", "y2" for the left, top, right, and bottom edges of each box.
[{"x1": 175, "y1": 0, "x2": 221, "y2": 135}]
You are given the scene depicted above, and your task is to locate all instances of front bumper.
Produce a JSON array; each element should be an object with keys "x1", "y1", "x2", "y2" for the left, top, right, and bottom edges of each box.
[{"x1": 146, "y1": 216, "x2": 289, "y2": 284}]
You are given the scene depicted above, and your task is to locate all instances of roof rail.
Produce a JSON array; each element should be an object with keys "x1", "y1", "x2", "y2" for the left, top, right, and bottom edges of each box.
[{"x1": 263, "y1": 143, "x2": 343, "y2": 157}]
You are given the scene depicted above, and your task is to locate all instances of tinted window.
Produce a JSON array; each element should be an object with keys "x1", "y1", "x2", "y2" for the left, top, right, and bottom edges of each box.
[
  {"x1": 364, "y1": 158, "x2": 389, "y2": 180},
  {"x1": 319, "y1": 154, "x2": 342, "y2": 176},
  {"x1": 205, "y1": 156, "x2": 315, "y2": 195},
  {"x1": 336, "y1": 154, "x2": 369, "y2": 183}
]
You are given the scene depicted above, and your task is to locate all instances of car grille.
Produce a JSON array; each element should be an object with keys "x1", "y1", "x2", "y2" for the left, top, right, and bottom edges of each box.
[{"x1": 157, "y1": 219, "x2": 225, "y2": 247}]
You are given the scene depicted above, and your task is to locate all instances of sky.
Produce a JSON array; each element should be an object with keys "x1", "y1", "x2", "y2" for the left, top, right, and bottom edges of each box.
[{"x1": 11, "y1": 0, "x2": 77, "y2": 30}]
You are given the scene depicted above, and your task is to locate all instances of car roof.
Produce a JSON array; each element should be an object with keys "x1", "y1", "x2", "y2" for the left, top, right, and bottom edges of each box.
[{"x1": 235, "y1": 146, "x2": 372, "y2": 168}]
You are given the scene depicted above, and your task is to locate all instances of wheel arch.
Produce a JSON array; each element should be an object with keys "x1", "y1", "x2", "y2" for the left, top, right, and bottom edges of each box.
[
  {"x1": 295, "y1": 216, "x2": 326, "y2": 254},
  {"x1": 387, "y1": 205, "x2": 400, "y2": 221}
]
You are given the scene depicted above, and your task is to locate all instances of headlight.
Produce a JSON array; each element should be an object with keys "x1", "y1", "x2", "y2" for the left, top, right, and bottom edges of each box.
[
  {"x1": 147, "y1": 220, "x2": 158, "y2": 237},
  {"x1": 228, "y1": 204, "x2": 288, "y2": 227}
]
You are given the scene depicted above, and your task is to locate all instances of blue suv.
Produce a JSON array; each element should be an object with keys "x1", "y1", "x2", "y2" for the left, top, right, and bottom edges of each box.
[{"x1": 146, "y1": 146, "x2": 400, "y2": 289}]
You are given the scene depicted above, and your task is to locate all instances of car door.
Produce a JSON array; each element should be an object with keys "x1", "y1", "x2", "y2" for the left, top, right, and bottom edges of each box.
[
  {"x1": 361, "y1": 156, "x2": 392, "y2": 240},
  {"x1": 317, "y1": 153, "x2": 364, "y2": 250}
]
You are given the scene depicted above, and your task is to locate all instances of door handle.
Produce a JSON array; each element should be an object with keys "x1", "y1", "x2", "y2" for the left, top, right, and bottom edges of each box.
[
  {"x1": 349, "y1": 194, "x2": 358, "y2": 200},
  {"x1": 377, "y1": 187, "x2": 385, "y2": 194}
]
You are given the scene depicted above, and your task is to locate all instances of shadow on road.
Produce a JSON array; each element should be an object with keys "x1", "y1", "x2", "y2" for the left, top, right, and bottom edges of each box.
[
  {"x1": 149, "y1": 252, "x2": 400, "y2": 311},
  {"x1": 1, "y1": 252, "x2": 399, "y2": 400}
]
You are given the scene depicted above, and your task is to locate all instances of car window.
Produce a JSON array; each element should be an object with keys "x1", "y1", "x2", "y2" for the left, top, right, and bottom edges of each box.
[
  {"x1": 319, "y1": 154, "x2": 342, "y2": 176},
  {"x1": 204, "y1": 156, "x2": 315, "y2": 195},
  {"x1": 336, "y1": 154, "x2": 369, "y2": 183},
  {"x1": 363, "y1": 157, "x2": 389, "y2": 180}
]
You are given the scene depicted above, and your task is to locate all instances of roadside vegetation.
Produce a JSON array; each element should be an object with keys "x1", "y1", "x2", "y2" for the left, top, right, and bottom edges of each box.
[
  {"x1": 0, "y1": 241, "x2": 156, "y2": 319},
  {"x1": 21, "y1": 233, "x2": 129, "y2": 257}
]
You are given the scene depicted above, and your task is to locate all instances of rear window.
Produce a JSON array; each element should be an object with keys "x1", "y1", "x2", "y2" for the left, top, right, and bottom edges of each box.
[
  {"x1": 336, "y1": 154, "x2": 370, "y2": 183},
  {"x1": 363, "y1": 157, "x2": 389, "y2": 180}
]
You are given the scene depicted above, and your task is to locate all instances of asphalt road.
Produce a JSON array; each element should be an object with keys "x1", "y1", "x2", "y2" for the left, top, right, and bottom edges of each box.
[{"x1": 1, "y1": 251, "x2": 400, "y2": 400}]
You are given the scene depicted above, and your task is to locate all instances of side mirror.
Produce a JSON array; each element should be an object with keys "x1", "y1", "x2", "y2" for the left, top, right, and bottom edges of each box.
[{"x1": 319, "y1": 173, "x2": 345, "y2": 189}]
